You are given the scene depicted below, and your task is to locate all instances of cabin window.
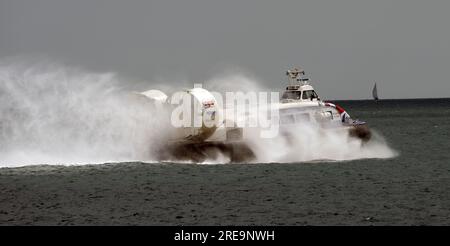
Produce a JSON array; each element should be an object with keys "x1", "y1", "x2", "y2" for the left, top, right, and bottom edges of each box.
[
  {"x1": 325, "y1": 110, "x2": 333, "y2": 120},
  {"x1": 302, "y1": 90, "x2": 318, "y2": 100},
  {"x1": 281, "y1": 91, "x2": 301, "y2": 100}
]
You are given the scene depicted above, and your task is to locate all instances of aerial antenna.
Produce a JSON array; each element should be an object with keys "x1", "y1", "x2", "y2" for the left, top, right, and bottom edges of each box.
[{"x1": 286, "y1": 66, "x2": 308, "y2": 85}]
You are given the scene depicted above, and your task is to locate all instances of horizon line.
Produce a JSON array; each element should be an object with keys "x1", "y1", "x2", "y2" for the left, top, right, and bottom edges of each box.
[{"x1": 330, "y1": 96, "x2": 450, "y2": 101}]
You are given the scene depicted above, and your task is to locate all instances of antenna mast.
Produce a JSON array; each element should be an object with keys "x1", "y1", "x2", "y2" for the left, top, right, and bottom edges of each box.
[{"x1": 286, "y1": 67, "x2": 308, "y2": 85}]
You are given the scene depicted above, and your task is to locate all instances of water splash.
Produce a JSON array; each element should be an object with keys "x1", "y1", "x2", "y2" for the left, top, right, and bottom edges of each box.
[
  {"x1": 244, "y1": 124, "x2": 397, "y2": 163},
  {"x1": 0, "y1": 59, "x2": 397, "y2": 167},
  {"x1": 0, "y1": 60, "x2": 170, "y2": 167},
  {"x1": 204, "y1": 73, "x2": 398, "y2": 163}
]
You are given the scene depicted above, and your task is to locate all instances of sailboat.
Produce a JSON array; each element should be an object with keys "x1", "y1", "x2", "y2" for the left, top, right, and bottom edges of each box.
[{"x1": 372, "y1": 82, "x2": 379, "y2": 101}]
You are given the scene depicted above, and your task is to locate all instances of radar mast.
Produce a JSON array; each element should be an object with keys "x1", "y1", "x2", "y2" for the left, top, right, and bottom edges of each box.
[{"x1": 286, "y1": 67, "x2": 309, "y2": 86}]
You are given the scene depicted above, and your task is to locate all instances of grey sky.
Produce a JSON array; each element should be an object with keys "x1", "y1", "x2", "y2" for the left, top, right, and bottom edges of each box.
[{"x1": 1, "y1": 0, "x2": 449, "y2": 99}]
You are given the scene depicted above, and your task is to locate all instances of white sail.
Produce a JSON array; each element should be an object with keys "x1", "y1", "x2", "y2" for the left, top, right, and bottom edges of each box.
[{"x1": 372, "y1": 82, "x2": 379, "y2": 100}]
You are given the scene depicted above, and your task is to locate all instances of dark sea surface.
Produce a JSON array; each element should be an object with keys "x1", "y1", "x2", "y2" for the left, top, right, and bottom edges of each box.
[{"x1": 0, "y1": 98, "x2": 449, "y2": 225}]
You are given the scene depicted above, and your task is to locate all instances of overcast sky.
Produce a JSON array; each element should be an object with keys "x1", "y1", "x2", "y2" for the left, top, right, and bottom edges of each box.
[{"x1": 1, "y1": 0, "x2": 449, "y2": 99}]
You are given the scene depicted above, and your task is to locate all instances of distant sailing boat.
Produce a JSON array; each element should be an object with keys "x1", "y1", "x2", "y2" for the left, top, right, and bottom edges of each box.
[{"x1": 372, "y1": 82, "x2": 379, "y2": 101}]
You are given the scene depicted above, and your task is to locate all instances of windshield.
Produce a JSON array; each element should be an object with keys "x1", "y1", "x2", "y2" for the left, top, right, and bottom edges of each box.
[
  {"x1": 302, "y1": 90, "x2": 318, "y2": 100},
  {"x1": 281, "y1": 91, "x2": 301, "y2": 100}
]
